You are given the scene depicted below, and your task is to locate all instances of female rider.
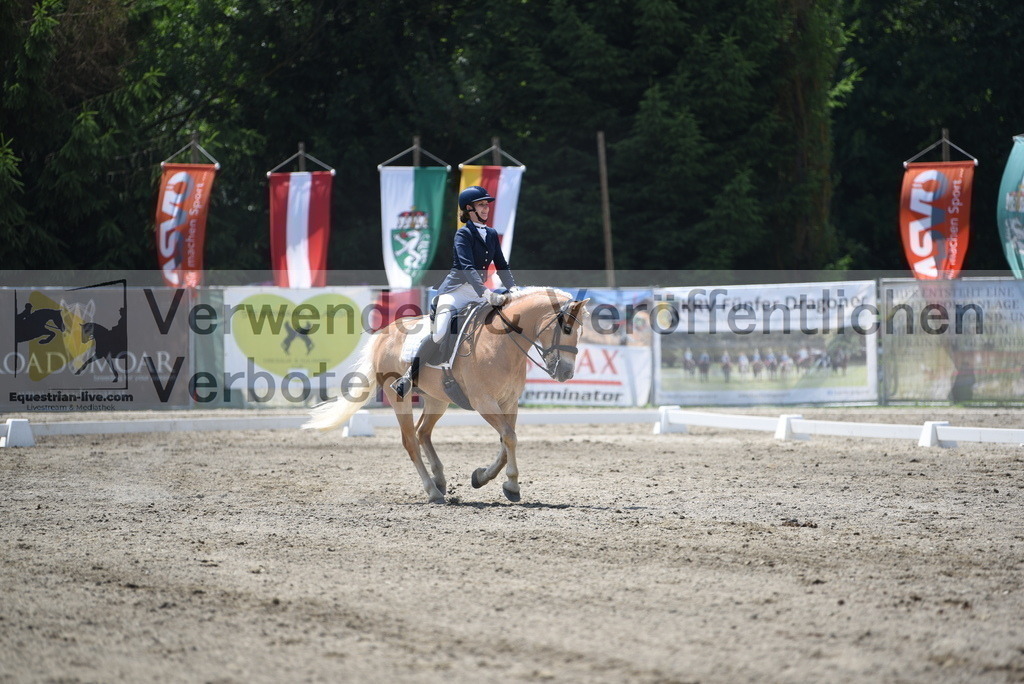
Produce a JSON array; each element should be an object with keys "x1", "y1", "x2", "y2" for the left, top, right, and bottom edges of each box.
[{"x1": 392, "y1": 185, "x2": 518, "y2": 398}]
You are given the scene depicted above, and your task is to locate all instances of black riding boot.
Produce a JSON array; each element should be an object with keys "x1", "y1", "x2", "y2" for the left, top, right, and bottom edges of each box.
[
  {"x1": 390, "y1": 337, "x2": 442, "y2": 399},
  {"x1": 391, "y1": 356, "x2": 419, "y2": 399}
]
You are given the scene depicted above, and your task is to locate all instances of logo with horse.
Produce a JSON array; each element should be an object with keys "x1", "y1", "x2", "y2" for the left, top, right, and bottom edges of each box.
[{"x1": 13, "y1": 282, "x2": 128, "y2": 384}]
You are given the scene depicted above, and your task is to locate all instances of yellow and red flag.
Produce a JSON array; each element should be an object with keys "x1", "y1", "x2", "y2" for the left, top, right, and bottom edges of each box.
[{"x1": 458, "y1": 164, "x2": 525, "y2": 285}]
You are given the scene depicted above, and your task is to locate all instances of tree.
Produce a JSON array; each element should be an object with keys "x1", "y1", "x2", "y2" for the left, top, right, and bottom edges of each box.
[{"x1": 833, "y1": 0, "x2": 1024, "y2": 271}]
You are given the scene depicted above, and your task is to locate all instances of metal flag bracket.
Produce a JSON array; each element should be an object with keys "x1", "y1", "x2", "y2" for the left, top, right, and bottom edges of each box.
[
  {"x1": 378, "y1": 136, "x2": 451, "y2": 171},
  {"x1": 268, "y1": 142, "x2": 335, "y2": 177},
  {"x1": 458, "y1": 137, "x2": 525, "y2": 169},
  {"x1": 903, "y1": 130, "x2": 979, "y2": 169},
  {"x1": 161, "y1": 131, "x2": 221, "y2": 169}
]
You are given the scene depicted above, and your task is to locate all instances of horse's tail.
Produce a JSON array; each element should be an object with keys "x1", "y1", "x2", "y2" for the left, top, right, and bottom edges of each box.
[{"x1": 302, "y1": 332, "x2": 381, "y2": 432}]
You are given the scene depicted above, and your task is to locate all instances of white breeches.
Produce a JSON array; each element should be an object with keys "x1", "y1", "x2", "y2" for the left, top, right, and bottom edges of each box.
[{"x1": 433, "y1": 283, "x2": 484, "y2": 343}]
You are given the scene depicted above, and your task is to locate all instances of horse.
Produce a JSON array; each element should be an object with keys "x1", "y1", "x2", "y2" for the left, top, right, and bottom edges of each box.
[
  {"x1": 15, "y1": 307, "x2": 65, "y2": 345},
  {"x1": 303, "y1": 287, "x2": 589, "y2": 504},
  {"x1": 76, "y1": 311, "x2": 128, "y2": 382}
]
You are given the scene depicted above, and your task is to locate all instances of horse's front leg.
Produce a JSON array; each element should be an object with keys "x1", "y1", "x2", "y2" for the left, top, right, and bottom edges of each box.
[
  {"x1": 473, "y1": 400, "x2": 520, "y2": 502},
  {"x1": 470, "y1": 440, "x2": 507, "y2": 491}
]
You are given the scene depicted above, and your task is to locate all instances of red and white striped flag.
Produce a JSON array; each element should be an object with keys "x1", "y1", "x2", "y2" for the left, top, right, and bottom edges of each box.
[{"x1": 269, "y1": 171, "x2": 333, "y2": 287}]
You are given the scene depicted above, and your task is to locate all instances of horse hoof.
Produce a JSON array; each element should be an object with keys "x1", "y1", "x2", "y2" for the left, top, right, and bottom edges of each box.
[
  {"x1": 502, "y1": 483, "x2": 520, "y2": 502},
  {"x1": 471, "y1": 468, "x2": 487, "y2": 489},
  {"x1": 429, "y1": 494, "x2": 446, "y2": 504}
]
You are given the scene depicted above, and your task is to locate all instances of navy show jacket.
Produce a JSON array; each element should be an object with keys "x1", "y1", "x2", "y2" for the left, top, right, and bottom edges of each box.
[{"x1": 436, "y1": 221, "x2": 516, "y2": 295}]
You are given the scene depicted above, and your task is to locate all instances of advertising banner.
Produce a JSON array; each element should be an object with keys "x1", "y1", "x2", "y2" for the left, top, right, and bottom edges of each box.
[
  {"x1": 458, "y1": 165, "x2": 524, "y2": 286},
  {"x1": 899, "y1": 161, "x2": 974, "y2": 279},
  {"x1": 221, "y1": 287, "x2": 374, "y2": 406},
  {"x1": 880, "y1": 278, "x2": 1024, "y2": 402},
  {"x1": 2, "y1": 281, "x2": 192, "y2": 411},
  {"x1": 269, "y1": 171, "x2": 333, "y2": 288},
  {"x1": 380, "y1": 166, "x2": 448, "y2": 288},
  {"x1": 155, "y1": 163, "x2": 217, "y2": 287},
  {"x1": 653, "y1": 282, "x2": 878, "y2": 405},
  {"x1": 522, "y1": 344, "x2": 651, "y2": 407},
  {"x1": 997, "y1": 135, "x2": 1024, "y2": 278},
  {"x1": 521, "y1": 288, "x2": 653, "y2": 407}
]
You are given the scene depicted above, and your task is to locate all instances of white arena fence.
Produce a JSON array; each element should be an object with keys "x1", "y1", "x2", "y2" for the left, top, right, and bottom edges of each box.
[
  {"x1": 654, "y1": 406, "x2": 1024, "y2": 449},
  {"x1": 3, "y1": 407, "x2": 1021, "y2": 449}
]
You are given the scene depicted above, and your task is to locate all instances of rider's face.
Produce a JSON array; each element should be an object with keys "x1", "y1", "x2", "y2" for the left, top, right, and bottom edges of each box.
[{"x1": 470, "y1": 200, "x2": 491, "y2": 221}]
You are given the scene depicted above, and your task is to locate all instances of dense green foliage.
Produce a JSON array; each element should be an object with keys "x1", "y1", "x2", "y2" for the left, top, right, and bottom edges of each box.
[{"x1": 0, "y1": 0, "x2": 1020, "y2": 273}]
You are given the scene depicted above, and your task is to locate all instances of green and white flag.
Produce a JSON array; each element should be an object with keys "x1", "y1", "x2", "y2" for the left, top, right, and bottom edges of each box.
[
  {"x1": 997, "y1": 135, "x2": 1024, "y2": 278},
  {"x1": 379, "y1": 166, "x2": 448, "y2": 287}
]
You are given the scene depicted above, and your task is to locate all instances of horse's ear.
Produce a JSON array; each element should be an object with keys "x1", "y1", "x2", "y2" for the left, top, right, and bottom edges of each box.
[{"x1": 572, "y1": 298, "x2": 590, "y2": 317}]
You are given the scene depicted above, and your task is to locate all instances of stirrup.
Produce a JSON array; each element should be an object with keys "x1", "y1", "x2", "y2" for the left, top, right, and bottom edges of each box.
[{"x1": 391, "y1": 372, "x2": 413, "y2": 398}]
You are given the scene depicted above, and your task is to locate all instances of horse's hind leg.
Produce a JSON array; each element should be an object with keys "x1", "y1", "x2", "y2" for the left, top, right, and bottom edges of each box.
[
  {"x1": 416, "y1": 395, "x2": 449, "y2": 494},
  {"x1": 386, "y1": 387, "x2": 445, "y2": 504},
  {"x1": 75, "y1": 354, "x2": 95, "y2": 375}
]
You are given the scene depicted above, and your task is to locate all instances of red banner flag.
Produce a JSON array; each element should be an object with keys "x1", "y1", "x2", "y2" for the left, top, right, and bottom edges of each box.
[
  {"x1": 155, "y1": 163, "x2": 217, "y2": 287},
  {"x1": 899, "y1": 161, "x2": 973, "y2": 279},
  {"x1": 269, "y1": 171, "x2": 333, "y2": 288}
]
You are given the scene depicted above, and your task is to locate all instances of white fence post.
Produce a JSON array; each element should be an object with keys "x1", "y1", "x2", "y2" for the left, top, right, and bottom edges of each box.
[
  {"x1": 1, "y1": 419, "x2": 36, "y2": 448},
  {"x1": 343, "y1": 410, "x2": 376, "y2": 437},
  {"x1": 918, "y1": 421, "x2": 955, "y2": 448},
  {"x1": 774, "y1": 414, "x2": 807, "y2": 441},
  {"x1": 653, "y1": 406, "x2": 686, "y2": 434}
]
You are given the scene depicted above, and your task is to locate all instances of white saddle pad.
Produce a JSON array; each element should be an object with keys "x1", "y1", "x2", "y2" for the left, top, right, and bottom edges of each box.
[{"x1": 399, "y1": 316, "x2": 432, "y2": 364}]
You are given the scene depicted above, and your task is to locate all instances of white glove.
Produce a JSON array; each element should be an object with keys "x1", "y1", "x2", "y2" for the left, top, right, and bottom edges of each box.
[{"x1": 484, "y1": 290, "x2": 507, "y2": 307}]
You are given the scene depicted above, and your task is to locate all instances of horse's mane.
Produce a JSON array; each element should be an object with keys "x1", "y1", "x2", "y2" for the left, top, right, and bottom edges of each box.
[{"x1": 505, "y1": 286, "x2": 574, "y2": 303}]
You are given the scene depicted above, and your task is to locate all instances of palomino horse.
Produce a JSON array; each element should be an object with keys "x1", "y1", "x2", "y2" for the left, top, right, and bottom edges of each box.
[{"x1": 304, "y1": 287, "x2": 589, "y2": 504}]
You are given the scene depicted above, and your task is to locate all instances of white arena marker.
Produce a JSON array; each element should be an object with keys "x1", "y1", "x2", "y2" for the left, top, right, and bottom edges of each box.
[
  {"x1": 1, "y1": 419, "x2": 36, "y2": 448},
  {"x1": 343, "y1": 410, "x2": 376, "y2": 437},
  {"x1": 653, "y1": 406, "x2": 686, "y2": 434},
  {"x1": 774, "y1": 414, "x2": 808, "y2": 441},
  {"x1": 918, "y1": 421, "x2": 956, "y2": 448}
]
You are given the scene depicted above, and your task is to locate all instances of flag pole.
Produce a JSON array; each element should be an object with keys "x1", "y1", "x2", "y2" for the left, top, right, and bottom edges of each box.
[{"x1": 597, "y1": 131, "x2": 616, "y2": 288}]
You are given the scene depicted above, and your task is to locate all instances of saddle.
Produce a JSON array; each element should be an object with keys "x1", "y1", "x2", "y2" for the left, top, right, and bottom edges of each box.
[{"x1": 416, "y1": 301, "x2": 491, "y2": 410}]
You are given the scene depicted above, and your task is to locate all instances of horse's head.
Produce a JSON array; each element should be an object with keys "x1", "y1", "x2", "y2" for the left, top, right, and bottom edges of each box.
[{"x1": 527, "y1": 292, "x2": 589, "y2": 382}]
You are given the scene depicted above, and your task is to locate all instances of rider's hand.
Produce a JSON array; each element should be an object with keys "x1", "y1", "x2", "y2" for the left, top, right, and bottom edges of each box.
[{"x1": 484, "y1": 290, "x2": 507, "y2": 307}]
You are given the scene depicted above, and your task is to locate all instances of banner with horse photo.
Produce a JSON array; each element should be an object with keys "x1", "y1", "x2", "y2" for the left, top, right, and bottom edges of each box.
[
  {"x1": 997, "y1": 135, "x2": 1024, "y2": 278},
  {"x1": 458, "y1": 164, "x2": 525, "y2": 287},
  {"x1": 2, "y1": 280, "x2": 192, "y2": 411},
  {"x1": 652, "y1": 282, "x2": 878, "y2": 406},
  {"x1": 380, "y1": 166, "x2": 448, "y2": 288},
  {"x1": 899, "y1": 161, "x2": 974, "y2": 280},
  {"x1": 221, "y1": 286, "x2": 374, "y2": 407},
  {"x1": 155, "y1": 163, "x2": 217, "y2": 287}
]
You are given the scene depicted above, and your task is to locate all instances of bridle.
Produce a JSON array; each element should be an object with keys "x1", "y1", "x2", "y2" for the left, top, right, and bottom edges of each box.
[{"x1": 494, "y1": 299, "x2": 582, "y2": 378}]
